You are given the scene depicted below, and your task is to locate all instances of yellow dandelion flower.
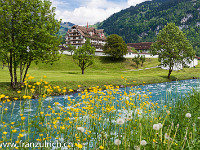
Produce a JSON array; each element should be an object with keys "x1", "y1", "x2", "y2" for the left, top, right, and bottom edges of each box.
[
  {"x1": 43, "y1": 75, "x2": 47, "y2": 78},
  {"x1": 12, "y1": 129, "x2": 17, "y2": 133},
  {"x1": 36, "y1": 139, "x2": 42, "y2": 142},
  {"x1": 21, "y1": 117, "x2": 26, "y2": 121},
  {"x1": 77, "y1": 144, "x2": 83, "y2": 149},
  {"x1": 18, "y1": 134, "x2": 23, "y2": 138},
  {"x1": 99, "y1": 146, "x2": 104, "y2": 149}
]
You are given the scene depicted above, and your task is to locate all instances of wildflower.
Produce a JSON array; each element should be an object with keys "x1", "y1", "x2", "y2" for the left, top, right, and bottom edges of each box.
[
  {"x1": 43, "y1": 75, "x2": 47, "y2": 78},
  {"x1": 3, "y1": 132, "x2": 7, "y2": 135},
  {"x1": 114, "y1": 139, "x2": 121, "y2": 145},
  {"x1": 77, "y1": 144, "x2": 82, "y2": 148},
  {"x1": 134, "y1": 146, "x2": 140, "y2": 150},
  {"x1": 116, "y1": 118, "x2": 125, "y2": 125},
  {"x1": 158, "y1": 123, "x2": 163, "y2": 128},
  {"x1": 164, "y1": 133, "x2": 170, "y2": 139},
  {"x1": 17, "y1": 91, "x2": 21, "y2": 94},
  {"x1": 99, "y1": 146, "x2": 104, "y2": 149},
  {"x1": 153, "y1": 124, "x2": 160, "y2": 130},
  {"x1": 126, "y1": 113, "x2": 132, "y2": 120},
  {"x1": 140, "y1": 140, "x2": 147, "y2": 146},
  {"x1": 185, "y1": 113, "x2": 191, "y2": 118},
  {"x1": 36, "y1": 82, "x2": 41, "y2": 85},
  {"x1": 21, "y1": 117, "x2": 26, "y2": 121},
  {"x1": 12, "y1": 129, "x2": 17, "y2": 133},
  {"x1": 77, "y1": 127, "x2": 85, "y2": 132},
  {"x1": 153, "y1": 139, "x2": 156, "y2": 143},
  {"x1": 18, "y1": 134, "x2": 23, "y2": 138},
  {"x1": 36, "y1": 139, "x2": 42, "y2": 142},
  {"x1": 198, "y1": 117, "x2": 200, "y2": 119},
  {"x1": 166, "y1": 110, "x2": 170, "y2": 115}
]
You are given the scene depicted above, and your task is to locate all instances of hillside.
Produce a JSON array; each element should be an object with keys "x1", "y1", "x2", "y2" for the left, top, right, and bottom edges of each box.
[
  {"x1": 57, "y1": 22, "x2": 75, "y2": 44},
  {"x1": 97, "y1": 0, "x2": 200, "y2": 56}
]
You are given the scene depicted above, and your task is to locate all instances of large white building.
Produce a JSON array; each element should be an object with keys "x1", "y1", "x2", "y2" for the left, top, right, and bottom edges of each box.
[{"x1": 65, "y1": 25, "x2": 106, "y2": 52}]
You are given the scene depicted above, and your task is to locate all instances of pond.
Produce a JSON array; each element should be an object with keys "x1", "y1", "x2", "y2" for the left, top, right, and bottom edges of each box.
[{"x1": 0, "y1": 79, "x2": 199, "y2": 149}]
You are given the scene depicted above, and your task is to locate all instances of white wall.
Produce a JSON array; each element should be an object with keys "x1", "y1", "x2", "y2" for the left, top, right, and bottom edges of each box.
[
  {"x1": 161, "y1": 58, "x2": 198, "y2": 70},
  {"x1": 124, "y1": 53, "x2": 159, "y2": 58}
]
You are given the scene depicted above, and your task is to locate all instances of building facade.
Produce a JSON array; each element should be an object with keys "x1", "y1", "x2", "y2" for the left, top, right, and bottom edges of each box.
[{"x1": 65, "y1": 25, "x2": 106, "y2": 52}]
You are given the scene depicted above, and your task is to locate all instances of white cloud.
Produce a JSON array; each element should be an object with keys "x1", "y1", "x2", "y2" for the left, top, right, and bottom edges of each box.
[
  {"x1": 52, "y1": 0, "x2": 150, "y2": 25},
  {"x1": 128, "y1": 0, "x2": 151, "y2": 6}
]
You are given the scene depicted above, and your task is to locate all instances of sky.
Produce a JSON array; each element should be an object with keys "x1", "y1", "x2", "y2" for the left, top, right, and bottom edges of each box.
[{"x1": 50, "y1": 0, "x2": 150, "y2": 25}]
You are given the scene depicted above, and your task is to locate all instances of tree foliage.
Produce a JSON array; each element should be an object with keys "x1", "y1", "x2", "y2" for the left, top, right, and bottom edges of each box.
[
  {"x1": 73, "y1": 39, "x2": 95, "y2": 74},
  {"x1": 103, "y1": 34, "x2": 128, "y2": 59},
  {"x1": 150, "y1": 23, "x2": 195, "y2": 79},
  {"x1": 0, "y1": 0, "x2": 61, "y2": 88},
  {"x1": 132, "y1": 55, "x2": 140, "y2": 68},
  {"x1": 67, "y1": 44, "x2": 76, "y2": 55},
  {"x1": 132, "y1": 54, "x2": 146, "y2": 68}
]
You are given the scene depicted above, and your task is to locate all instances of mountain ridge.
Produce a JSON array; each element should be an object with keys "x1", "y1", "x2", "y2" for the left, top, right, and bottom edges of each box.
[{"x1": 97, "y1": 0, "x2": 200, "y2": 56}]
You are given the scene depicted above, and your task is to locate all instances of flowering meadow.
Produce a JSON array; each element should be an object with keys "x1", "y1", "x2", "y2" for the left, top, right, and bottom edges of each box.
[{"x1": 0, "y1": 75, "x2": 199, "y2": 150}]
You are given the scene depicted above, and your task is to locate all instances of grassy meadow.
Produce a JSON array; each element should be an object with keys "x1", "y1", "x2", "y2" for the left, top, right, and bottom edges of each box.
[{"x1": 0, "y1": 55, "x2": 200, "y2": 97}]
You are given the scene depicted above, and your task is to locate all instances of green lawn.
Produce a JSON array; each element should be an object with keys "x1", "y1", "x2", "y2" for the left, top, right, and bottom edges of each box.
[{"x1": 0, "y1": 55, "x2": 200, "y2": 97}]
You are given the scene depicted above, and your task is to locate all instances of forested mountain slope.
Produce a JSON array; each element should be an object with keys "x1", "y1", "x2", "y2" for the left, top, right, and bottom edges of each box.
[{"x1": 97, "y1": 0, "x2": 200, "y2": 56}]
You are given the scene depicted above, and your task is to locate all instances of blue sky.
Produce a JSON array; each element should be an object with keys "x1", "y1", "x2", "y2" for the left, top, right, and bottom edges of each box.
[{"x1": 50, "y1": 0, "x2": 150, "y2": 25}]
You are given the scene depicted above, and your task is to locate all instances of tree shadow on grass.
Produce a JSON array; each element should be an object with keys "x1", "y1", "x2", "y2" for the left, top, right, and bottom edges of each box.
[
  {"x1": 159, "y1": 75, "x2": 178, "y2": 81},
  {"x1": 99, "y1": 56, "x2": 126, "y2": 63}
]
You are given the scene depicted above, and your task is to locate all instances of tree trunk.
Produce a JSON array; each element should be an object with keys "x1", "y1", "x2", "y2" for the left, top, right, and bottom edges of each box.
[
  {"x1": 22, "y1": 61, "x2": 31, "y2": 82},
  {"x1": 13, "y1": 55, "x2": 17, "y2": 88},
  {"x1": 82, "y1": 69, "x2": 84, "y2": 74},
  {"x1": 8, "y1": 48, "x2": 14, "y2": 88},
  {"x1": 168, "y1": 69, "x2": 172, "y2": 79}
]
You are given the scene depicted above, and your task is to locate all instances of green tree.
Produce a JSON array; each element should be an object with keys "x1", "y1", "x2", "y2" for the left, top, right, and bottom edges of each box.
[
  {"x1": 103, "y1": 34, "x2": 128, "y2": 59},
  {"x1": 140, "y1": 55, "x2": 146, "y2": 67},
  {"x1": 132, "y1": 54, "x2": 140, "y2": 68},
  {"x1": 0, "y1": 0, "x2": 61, "y2": 89},
  {"x1": 67, "y1": 44, "x2": 76, "y2": 55},
  {"x1": 73, "y1": 39, "x2": 95, "y2": 74},
  {"x1": 150, "y1": 23, "x2": 195, "y2": 79}
]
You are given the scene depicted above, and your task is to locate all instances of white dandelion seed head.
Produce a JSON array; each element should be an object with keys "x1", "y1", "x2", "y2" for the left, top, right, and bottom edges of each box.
[
  {"x1": 185, "y1": 113, "x2": 191, "y2": 118},
  {"x1": 116, "y1": 118, "x2": 125, "y2": 125},
  {"x1": 114, "y1": 139, "x2": 121, "y2": 145},
  {"x1": 126, "y1": 113, "x2": 133, "y2": 120},
  {"x1": 140, "y1": 140, "x2": 147, "y2": 146},
  {"x1": 197, "y1": 117, "x2": 200, "y2": 119},
  {"x1": 166, "y1": 110, "x2": 170, "y2": 114},
  {"x1": 134, "y1": 146, "x2": 140, "y2": 150},
  {"x1": 77, "y1": 127, "x2": 85, "y2": 132},
  {"x1": 164, "y1": 133, "x2": 170, "y2": 140},
  {"x1": 158, "y1": 123, "x2": 163, "y2": 128},
  {"x1": 153, "y1": 124, "x2": 160, "y2": 130}
]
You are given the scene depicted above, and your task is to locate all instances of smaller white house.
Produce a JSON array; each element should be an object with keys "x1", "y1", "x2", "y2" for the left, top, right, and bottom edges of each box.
[{"x1": 161, "y1": 58, "x2": 198, "y2": 70}]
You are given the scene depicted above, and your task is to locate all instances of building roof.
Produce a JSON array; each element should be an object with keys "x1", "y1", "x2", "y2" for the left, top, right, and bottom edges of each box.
[
  {"x1": 127, "y1": 42, "x2": 153, "y2": 50},
  {"x1": 69, "y1": 25, "x2": 106, "y2": 40}
]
